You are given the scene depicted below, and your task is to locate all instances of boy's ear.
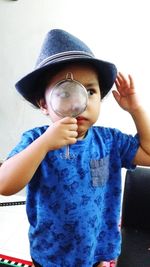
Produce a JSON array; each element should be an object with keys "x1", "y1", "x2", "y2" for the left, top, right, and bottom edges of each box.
[{"x1": 38, "y1": 98, "x2": 49, "y2": 115}]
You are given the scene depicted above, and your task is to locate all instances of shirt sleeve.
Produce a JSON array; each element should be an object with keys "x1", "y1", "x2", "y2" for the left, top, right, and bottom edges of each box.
[
  {"x1": 115, "y1": 130, "x2": 140, "y2": 169},
  {"x1": 7, "y1": 130, "x2": 36, "y2": 159},
  {"x1": 7, "y1": 126, "x2": 48, "y2": 159}
]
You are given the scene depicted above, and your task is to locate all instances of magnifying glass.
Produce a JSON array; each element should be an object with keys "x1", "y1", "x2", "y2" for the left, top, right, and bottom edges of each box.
[{"x1": 49, "y1": 72, "x2": 88, "y2": 159}]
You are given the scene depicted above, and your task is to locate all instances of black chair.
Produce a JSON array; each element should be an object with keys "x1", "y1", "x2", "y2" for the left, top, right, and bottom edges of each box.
[{"x1": 117, "y1": 167, "x2": 150, "y2": 267}]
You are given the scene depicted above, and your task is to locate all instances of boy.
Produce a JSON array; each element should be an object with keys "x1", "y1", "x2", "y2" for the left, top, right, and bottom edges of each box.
[{"x1": 0, "y1": 29, "x2": 150, "y2": 267}]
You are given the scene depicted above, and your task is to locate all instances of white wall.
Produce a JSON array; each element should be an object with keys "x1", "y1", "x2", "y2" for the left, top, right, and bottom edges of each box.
[{"x1": 0, "y1": 0, "x2": 150, "y2": 160}]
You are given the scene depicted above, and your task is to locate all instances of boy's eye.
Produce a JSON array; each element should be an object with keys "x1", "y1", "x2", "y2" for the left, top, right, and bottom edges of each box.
[{"x1": 87, "y1": 89, "x2": 95, "y2": 96}]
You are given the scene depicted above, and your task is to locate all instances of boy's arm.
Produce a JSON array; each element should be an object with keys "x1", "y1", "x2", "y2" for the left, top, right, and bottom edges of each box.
[
  {"x1": 0, "y1": 117, "x2": 78, "y2": 195},
  {"x1": 130, "y1": 106, "x2": 150, "y2": 165},
  {"x1": 113, "y1": 72, "x2": 150, "y2": 166}
]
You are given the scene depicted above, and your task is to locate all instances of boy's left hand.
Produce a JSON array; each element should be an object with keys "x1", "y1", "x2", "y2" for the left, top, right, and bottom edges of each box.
[
  {"x1": 113, "y1": 72, "x2": 140, "y2": 113},
  {"x1": 114, "y1": 72, "x2": 150, "y2": 166}
]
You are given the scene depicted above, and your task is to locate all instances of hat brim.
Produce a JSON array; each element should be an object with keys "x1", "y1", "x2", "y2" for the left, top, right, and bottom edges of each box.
[{"x1": 15, "y1": 57, "x2": 117, "y2": 108}]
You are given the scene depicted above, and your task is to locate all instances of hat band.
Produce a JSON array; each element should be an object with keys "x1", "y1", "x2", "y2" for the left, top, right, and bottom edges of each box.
[{"x1": 36, "y1": 51, "x2": 94, "y2": 69}]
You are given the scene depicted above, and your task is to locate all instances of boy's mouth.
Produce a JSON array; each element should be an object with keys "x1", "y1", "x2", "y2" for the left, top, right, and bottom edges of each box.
[{"x1": 76, "y1": 116, "x2": 87, "y2": 123}]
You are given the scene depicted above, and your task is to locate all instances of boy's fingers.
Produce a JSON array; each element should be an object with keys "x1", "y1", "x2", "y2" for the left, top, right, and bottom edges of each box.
[
  {"x1": 128, "y1": 74, "x2": 135, "y2": 90},
  {"x1": 60, "y1": 117, "x2": 77, "y2": 124},
  {"x1": 112, "y1": 90, "x2": 120, "y2": 104},
  {"x1": 70, "y1": 131, "x2": 78, "y2": 138},
  {"x1": 69, "y1": 124, "x2": 78, "y2": 131}
]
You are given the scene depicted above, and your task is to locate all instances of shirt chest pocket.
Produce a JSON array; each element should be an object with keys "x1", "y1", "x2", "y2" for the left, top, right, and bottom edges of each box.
[{"x1": 90, "y1": 156, "x2": 109, "y2": 187}]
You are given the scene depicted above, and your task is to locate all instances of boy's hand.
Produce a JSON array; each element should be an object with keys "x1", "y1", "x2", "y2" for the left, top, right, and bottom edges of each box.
[
  {"x1": 113, "y1": 72, "x2": 141, "y2": 113},
  {"x1": 42, "y1": 117, "x2": 78, "y2": 152}
]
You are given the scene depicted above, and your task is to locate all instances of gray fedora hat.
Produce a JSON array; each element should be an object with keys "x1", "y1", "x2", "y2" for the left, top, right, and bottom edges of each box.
[{"x1": 15, "y1": 29, "x2": 117, "y2": 107}]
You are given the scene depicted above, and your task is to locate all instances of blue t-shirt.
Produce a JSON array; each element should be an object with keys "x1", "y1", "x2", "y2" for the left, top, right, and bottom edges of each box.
[{"x1": 8, "y1": 126, "x2": 139, "y2": 267}]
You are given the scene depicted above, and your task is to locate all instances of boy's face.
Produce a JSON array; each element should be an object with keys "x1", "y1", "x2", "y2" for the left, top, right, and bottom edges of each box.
[{"x1": 39, "y1": 63, "x2": 101, "y2": 139}]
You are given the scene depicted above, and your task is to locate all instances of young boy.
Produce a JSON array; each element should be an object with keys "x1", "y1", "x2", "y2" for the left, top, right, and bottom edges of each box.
[{"x1": 0, "y1": 29, "x2": 150, "y2": 267}]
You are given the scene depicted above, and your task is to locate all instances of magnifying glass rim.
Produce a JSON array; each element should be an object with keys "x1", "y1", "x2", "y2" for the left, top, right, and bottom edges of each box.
[{"x1": 49, "y1": 78, "x2": 88, "y2": 118}]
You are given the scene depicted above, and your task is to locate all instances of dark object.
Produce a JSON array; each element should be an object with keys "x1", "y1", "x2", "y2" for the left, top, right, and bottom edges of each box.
[
  {"x1": 117, "y1": 167, "x2": 150, "y2": 267},
  {"x1": 0, "y1": 201, "x2": 26, "y2": 206}
]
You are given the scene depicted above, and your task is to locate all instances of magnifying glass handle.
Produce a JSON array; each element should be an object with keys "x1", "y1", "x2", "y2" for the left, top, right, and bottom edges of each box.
[{"x1": 66, "y1": 145, "x2": 70, "y2": 159}]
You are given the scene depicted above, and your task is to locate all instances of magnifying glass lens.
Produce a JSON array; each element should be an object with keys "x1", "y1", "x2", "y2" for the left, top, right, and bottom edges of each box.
[{"x1": 50, "y1": 80, "x2": 88, "y2": 118}]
